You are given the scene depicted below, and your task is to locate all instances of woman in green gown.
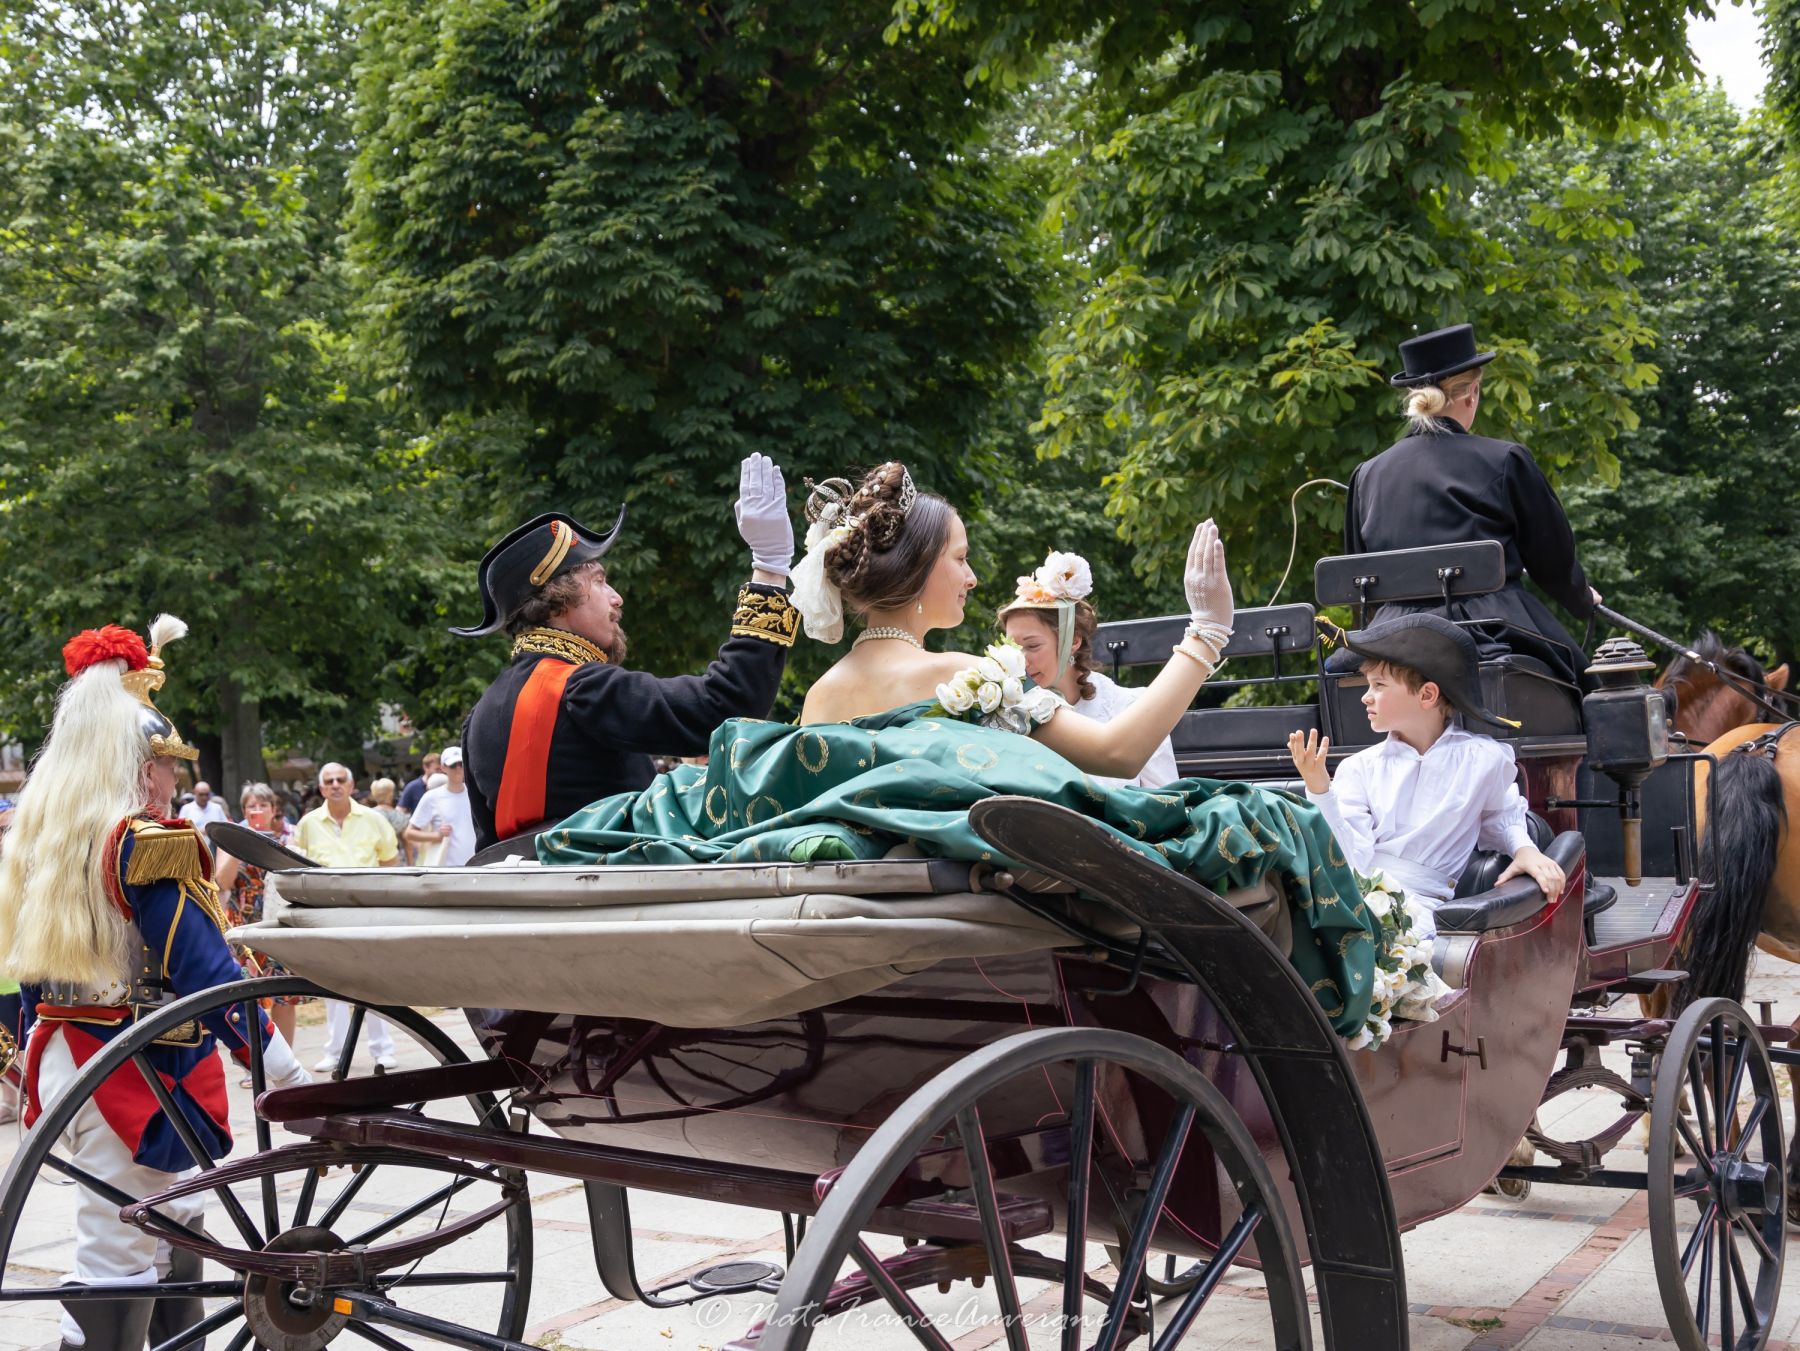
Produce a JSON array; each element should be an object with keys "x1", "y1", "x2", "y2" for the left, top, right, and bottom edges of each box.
[{"x1": 539, "y1": 463, "x2": 1377, "y2": 1034}]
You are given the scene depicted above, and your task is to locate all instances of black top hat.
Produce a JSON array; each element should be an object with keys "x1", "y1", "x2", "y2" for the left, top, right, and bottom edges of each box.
[
  {"x1": 1389, "y1": 323, "x2": 1497, "y2": 388},
  {"x1": 450, "y1": 507, "x2": 626, "y2": 638},
  {"x1": 1341, "y1": 613, "x2": 1520, "y2": 730}
]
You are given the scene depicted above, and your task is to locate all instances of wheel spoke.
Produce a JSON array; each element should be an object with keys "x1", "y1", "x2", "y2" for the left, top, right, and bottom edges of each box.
[
  {"x1": 377, "y1": 1270, "x2": 519, "y2": 1289},
  {"x1": 1674, "y1": 1116, "x2": 1716, "y2": 1178},
  {"x1": 347, "y1": 1321, "x2": 417, "y2": 1351},
  {"x1": 41, "y1": 1152, "x2": 212, "y2": 1248},
  {"x1": 1709, "y1": 1018, "x2": 1728, "y2": 1148},
  {"x1": 1061, "y1": 1059, "x2": 1096, "y2": 1351},
  {"x1": 148, "y1": 1296, "x2": 243, "y2": 1351},
  {"x1": 1729, "y1": 1098, "x2": 1769, "y2": 1166},
  {"x1": 1095, "y1": 1102, "x2": 1196, "y2": 1351},
  {"x1": 1733, "y1": 1209, "x2": 1778, "y2": 1265},
  {"x1": 1681, "y1": 1201, "x2": 1718, "y2": 1277},
  {"x1": 344, "y1": 1171, "x2": 486, "y2": 1248},
  {"x1": 130, "y1": 1051, "x2": 263, "y2": 1250},
  {"x1": 1718, "y1": 1219, "x2": 1735, "y2": 1351},
  {"x1": 338, "y1": 1004, "x2": 367, "y2": 1080},
  {"x1": 244, "y1": 1001, "x2": 279, "y2": 1241},
  {"x1": 955, "y1": 1102, "x2": 1028, "y2": 1351},
  {"x1": 1695, "y1": 1216, "x2": 1715, "y2": 1338},
  {"x1": 1724, "y1": 1218, "x2": 1756, "y2": 1334},
  {"x1": 850, "y1": 1240, "x2": 956, "y2": 1351},
  {"x1": 222, "y1": 1326, "x2": 255, "y2": 1351},
  {"x1": 1155, "y1": 1203, "x2": 1264, "y2": 1350},
  {"x1": 1688, "y1": 1056, "x2": 1716, "y2": 1158},
  {"x1": 319, "y1": 1158, "x2": 383, "y2": 1232}
]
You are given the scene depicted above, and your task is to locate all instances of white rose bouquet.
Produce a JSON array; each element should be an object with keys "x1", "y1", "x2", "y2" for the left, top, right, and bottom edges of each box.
[
  {"x1": 1346, "y1": 870, "x2": 1451, "y2": 1052},
  {"x1": 930, "y1": 638, "x2": 1064, "y2": 735}
]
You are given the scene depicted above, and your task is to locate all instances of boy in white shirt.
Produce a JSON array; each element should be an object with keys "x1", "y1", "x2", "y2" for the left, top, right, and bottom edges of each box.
[{"x1": 1286, "y1": 613, "x2": 1565, "y2": 937}]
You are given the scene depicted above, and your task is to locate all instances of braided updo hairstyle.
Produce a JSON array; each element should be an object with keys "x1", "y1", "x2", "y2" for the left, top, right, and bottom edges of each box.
[{"x1": 821, "y1": 463, "x2": 956, "y2": 617}]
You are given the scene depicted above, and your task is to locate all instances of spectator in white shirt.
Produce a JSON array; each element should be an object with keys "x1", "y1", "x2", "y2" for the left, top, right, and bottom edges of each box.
[
  {"x1": 1287, "y1": 613, "x2": 1565, "y2": 936},
  {"x1": 177, "y1": 781, "x2": 231, "y2": 830},
  {"x1": 999, "y1": 550, "x2": 1178, "y2": 790},
  {"x1": 406, "y1": 745, "x2": 476, "y2": 867}
]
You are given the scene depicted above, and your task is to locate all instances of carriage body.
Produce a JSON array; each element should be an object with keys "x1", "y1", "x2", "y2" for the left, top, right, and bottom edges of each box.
[{"x1": 3, "y1": 541, "x2": 1777, "y2": 1351}]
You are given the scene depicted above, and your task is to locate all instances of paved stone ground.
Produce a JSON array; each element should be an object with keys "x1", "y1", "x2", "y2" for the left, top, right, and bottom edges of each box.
[{"x1": 5, "y1": 958, "x2": 1800, "y2": 1350}]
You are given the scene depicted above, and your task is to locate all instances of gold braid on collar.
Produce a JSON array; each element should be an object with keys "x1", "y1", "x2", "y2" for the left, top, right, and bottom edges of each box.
[
  {"x1": 512, "y1": 627, "x2": 609, "y2": 666},
  {"x1": 732, "y1": 586, "x2": 799, "y2": 648}
]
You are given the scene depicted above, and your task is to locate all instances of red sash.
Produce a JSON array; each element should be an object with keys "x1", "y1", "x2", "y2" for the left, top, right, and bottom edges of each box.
[{"x1": 493, "y1": 661, "x2": 576, "y2": 838}]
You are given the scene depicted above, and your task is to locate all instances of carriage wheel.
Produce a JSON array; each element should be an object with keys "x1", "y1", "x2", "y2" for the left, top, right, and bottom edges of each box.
[
  {"x1": 1649, "y1": 997, "x2": 1786, "y2": 1351},
  {"x1": 755, "y1": 1026, "x2": 1310, "y2": 1351},
  {"x1": 0, "y1": 976, "x2": 533, "y2": 1350}
]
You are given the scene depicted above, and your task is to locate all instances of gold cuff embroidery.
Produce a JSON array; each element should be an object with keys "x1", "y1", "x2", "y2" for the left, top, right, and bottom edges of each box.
[
  {"x1": 513, "y1": 627, "x2": 609, "y2": 666},
  {"x1": 732, "y1": 587, "x2": 799, "y2": 648}
]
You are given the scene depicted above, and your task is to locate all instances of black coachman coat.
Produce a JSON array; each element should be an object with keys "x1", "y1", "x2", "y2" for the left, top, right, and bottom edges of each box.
[
  {"x1": 1342, "y1": 421, "x2": 1595, "y2": 686},
  {"x1": 463, "y1": 585, "x2": 797, "y2": 850}
]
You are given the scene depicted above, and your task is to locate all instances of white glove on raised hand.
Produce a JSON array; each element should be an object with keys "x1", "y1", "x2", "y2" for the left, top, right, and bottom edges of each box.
[
  {"x1": 734, "y1": 453, "x2": 795, "y2": 577},
  {"x1": 1183, "y1": 518, "x2": 1235, "y2": 642},
  {"x1": 258, "y1": 1030, "x2": 313, "y2": 1090}
]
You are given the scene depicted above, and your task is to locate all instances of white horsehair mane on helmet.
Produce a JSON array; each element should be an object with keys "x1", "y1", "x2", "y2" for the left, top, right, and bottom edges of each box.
[{"x1": 0, "y1": 614, "x2": 194, "y2": 988}]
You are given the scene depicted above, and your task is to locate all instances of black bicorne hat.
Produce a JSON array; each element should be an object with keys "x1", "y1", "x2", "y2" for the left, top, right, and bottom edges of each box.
[
  {"x1": 1389, "y1": 323, "x2": 1497, "y2": 388},
  {"x1": 1341, "y1": 613, "x2": 1520, "y2": 730},
  {"x1": 450, "y1": 507, "x2": 626, "y2": 638}
]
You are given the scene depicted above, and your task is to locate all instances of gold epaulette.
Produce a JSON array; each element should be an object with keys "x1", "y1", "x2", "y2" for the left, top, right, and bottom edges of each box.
[
  {"x1": 732, "y1": 587, "x2": 800, "y2": 648},
  {"x1": 124, "y1": 818, "x2": 208, "y2": 887}
]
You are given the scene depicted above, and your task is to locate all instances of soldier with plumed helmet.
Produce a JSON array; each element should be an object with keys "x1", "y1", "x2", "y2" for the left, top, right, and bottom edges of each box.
[{"x1": 0, "y1": 614, "x2": 309, "y2": 1351}]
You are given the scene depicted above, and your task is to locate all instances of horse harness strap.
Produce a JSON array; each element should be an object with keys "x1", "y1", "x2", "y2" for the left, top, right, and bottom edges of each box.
[{"x1": 1734, "y1": 721, "x2": 1800, "y2": 760}]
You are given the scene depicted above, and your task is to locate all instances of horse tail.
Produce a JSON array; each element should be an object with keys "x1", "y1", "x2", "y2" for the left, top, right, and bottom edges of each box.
[{"x1": 1673, "y1": 747, "x2": 1789, "y2": 1010}]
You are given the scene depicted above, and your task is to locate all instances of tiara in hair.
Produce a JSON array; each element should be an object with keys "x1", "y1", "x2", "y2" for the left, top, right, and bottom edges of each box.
[{"x1": 895, "y1": 466, "x2": 917, "y2": 516}]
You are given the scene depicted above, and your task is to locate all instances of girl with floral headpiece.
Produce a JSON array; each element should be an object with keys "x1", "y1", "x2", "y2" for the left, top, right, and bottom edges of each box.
[{"x1": 999, "y1": 551, "x2": 1178, "y2": 790}]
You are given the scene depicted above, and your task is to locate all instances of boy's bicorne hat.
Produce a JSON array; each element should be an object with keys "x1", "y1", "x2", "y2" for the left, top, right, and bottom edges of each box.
[
  {"x1": 451, "y1": 507, "x2": 627, "y2": 638},
  {"x1": 1389, "y1": 323, "x2": 1496, "y2": 389},
  {"x1": 1342, "y1": 613, "x2": 1520, "y2": 730}
]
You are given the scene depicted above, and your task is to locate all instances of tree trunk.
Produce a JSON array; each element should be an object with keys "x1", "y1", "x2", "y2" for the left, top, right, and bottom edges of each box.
[
  {"x1": 193, "y1": 732, "x2": 223, "y2": 800},
  {"x1": 218, "y1": 677, "x2": 264, "y2": 806}
]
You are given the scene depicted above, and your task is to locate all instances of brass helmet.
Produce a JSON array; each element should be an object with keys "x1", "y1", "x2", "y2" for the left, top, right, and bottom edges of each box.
[{"x1": 61, "y1": 615, "x2": 199, "y2": 761}]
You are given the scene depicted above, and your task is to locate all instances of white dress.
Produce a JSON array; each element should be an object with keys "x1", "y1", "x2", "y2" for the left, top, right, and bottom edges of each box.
[
  {"x1": 1305, "y1": 724, "x2": 1535, "y2": 935},
  {"x1": 1072, "y1": 671, "x2": 1181, "y2": 790}
]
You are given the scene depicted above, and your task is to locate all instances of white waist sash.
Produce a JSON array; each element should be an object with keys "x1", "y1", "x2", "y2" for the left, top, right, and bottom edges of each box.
[{"x1": 1369, "y1": 850, "x2": 1456, "y2": 908}]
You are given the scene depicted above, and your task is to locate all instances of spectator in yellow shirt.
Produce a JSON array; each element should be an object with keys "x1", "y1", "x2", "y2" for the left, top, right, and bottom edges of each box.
[{"x1": 292, "y1": 763, "x2": 401, "y2": 1073}]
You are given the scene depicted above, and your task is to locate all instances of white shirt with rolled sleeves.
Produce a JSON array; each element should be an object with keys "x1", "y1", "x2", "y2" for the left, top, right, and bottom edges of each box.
[
  {"x1": 1304, "y1": 724, "x2": 1535, "y2": 937},
  {"x1": 1072, "y1": 671, "x2": 1180, "y2": 790}
]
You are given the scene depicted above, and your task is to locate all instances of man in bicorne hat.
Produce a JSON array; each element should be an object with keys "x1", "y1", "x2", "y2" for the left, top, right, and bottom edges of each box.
[
  {"x1": 1342, "y1": 322, "x2": 1598, "y2": 686},
  {"x1": 0, "y1": 614, "x2": 309, "y2": 1351},
  {"x1": 458, "y1": 454, "x2": 800, "y2": 850}
]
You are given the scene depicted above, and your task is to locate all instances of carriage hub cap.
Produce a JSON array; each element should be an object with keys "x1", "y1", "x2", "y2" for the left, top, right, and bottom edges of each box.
[{"x1": 242, "y1": 1225, "x2": 353, "y2": 1350}]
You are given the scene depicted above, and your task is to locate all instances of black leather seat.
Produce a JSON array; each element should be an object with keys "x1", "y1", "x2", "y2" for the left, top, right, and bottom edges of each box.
[
  {"x1": 1452, "y1": 812, "x2": 1554, "y2": 899},
  {"x1": 1436, "y1": 831, "x2": 1585, "y2": 934}
]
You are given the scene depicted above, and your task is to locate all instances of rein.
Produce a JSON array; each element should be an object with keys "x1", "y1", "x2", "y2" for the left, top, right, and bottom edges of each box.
[{"x1": 1593, "y1": 605, "x2": 1800, "y2": 724}]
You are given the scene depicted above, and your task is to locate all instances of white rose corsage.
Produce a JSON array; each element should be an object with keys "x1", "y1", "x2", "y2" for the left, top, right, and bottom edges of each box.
[
  {"x1": 930, "y1": 638, "x2": 1065, "y2": 735},
  {"x1": 1346, "y1": 869, "x2": 1451, "y2": 1052}
]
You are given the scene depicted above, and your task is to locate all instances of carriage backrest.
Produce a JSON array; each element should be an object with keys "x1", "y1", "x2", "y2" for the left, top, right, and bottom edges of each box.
[
  {"x1": 1314, "y1": 541, "x2": 1505, "y2": 618},
  {"x1": 1093, "y1": 603, "x2": 1317, "y2": 676}
]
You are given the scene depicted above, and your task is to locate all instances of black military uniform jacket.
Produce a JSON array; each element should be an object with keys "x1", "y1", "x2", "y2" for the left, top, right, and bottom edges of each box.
[
  {"x1": 464, "y1": 585, "x2": 798, "y2": 849},
  {"x1": 1344, "y1": 420, "x2": 1594, "y2": 685}
]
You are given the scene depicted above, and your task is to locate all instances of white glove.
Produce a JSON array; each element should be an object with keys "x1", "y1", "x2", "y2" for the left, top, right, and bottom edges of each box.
[
  {"x1": 734, "y1": 453, "x2": 795, "y2": 577},
  {"x1": 259, "y1": 1029, "x2": 312, "y2": 1090},
  {"x1": 1183, "y1": 519, "x2": 1235, "y2": 651}
]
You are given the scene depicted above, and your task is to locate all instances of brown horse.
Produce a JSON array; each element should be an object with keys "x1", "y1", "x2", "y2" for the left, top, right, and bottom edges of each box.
[{"x1": 1657, "y1": 632, "x2": 1790, "y2": 748}]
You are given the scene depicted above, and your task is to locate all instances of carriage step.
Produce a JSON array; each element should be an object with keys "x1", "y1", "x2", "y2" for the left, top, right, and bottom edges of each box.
[{"x1": 1608, "y1": 968, "x2": 1687, "y2": 995}]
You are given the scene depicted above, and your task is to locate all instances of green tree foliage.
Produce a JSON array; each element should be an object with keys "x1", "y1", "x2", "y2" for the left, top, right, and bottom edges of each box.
[
  {"x1": 1502, "y1": 88, "x2": 1800, "y2": 666},
  {"x1": 350, "y1": 0, "x2": 1054, "y2": 679},
  {"x1": 0, "y1": 0, "x2": 446, "y2": 788},
  {"x1": 892, "y1": 0, "x2": 1696, "y2": 602}
]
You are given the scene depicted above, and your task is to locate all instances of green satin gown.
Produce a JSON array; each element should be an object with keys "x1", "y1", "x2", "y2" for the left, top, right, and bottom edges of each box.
[{"x1": 537, "y1": 702, "x2": 1376, "y2": 1035}]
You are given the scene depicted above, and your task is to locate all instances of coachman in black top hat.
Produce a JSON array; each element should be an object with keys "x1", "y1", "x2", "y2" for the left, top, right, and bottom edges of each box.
[
  {"x1": 458, "y1": 454, "x2": 801, "y2": 850},
  {"x1": 1340, "y1": 322, "x2": 1600, "y2": 687}
]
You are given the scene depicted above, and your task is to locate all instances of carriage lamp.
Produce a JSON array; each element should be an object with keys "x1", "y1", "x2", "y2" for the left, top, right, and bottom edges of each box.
[{"x1": 1582, "y1": 638, "x2": 1671, "y2": 886}]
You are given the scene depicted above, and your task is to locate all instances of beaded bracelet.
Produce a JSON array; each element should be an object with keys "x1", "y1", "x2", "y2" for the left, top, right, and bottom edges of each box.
[{"x1": 1170, "y1": 642, "x2": 1218, "y2": 676}]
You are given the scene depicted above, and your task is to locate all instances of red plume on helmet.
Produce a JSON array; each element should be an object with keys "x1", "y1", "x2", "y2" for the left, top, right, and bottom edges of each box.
[{"x1": 62, "y1": 625, "x2": 150, "y2": 677}]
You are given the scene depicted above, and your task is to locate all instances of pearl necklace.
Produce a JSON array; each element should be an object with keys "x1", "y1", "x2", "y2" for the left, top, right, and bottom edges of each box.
[{"x1": 853, "y1": 626, "x2": 923, "y2": 649}]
